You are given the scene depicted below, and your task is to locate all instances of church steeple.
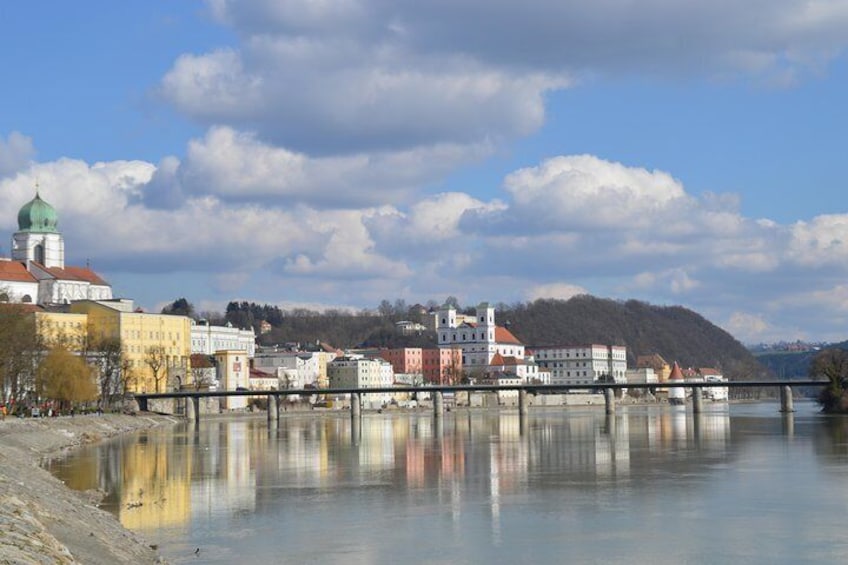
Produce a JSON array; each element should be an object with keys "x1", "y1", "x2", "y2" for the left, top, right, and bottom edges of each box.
[{"x1": 12, "y1": 189, "x2": 64, "y2": 268}]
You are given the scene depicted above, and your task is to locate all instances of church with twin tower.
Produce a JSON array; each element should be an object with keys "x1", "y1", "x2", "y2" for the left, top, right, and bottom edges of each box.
[{"x1": 0, "y1": 192, "x2": 112, "y2": 305}]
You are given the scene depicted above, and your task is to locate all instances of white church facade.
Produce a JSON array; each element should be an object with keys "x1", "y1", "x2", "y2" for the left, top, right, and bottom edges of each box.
[{"x1": 0, "y1": 193, "x2": 112, "y2": 305}]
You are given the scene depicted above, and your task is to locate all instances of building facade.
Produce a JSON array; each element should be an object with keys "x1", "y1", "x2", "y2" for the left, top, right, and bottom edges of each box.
[
  {"x1": 532, "y1": 344, "x2": 628, "y2": 386},
  {"x1": 191, "y1": 320, "x2": 256, "y2": 357},
  {"x1": 70, "y1": 299, "x2": 192, "y2": 393},
  {"x1": 327, "y1": 355, "x2": 393, "y2": 407}
]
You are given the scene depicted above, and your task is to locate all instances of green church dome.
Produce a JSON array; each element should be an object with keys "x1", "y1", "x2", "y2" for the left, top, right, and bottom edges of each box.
[{"x1": 17, "y1": 193, "x2": 58, "y2": 233}]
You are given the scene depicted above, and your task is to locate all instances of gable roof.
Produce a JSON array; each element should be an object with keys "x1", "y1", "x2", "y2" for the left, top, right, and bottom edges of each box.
[
  {"x1": 42, "y1": 265, "x2": 110, "y2": 285},
  {"x1": 495, "y1": 326, "x2": 522, "y2": 345},
  {"x1": 0, "y1": 260, "x2": 37, "y2": 283}
]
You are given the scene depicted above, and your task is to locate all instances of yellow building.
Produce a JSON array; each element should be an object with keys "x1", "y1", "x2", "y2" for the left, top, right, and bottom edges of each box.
[
  {"x1": 32, "y1": 310, "x2": 88, "y2": 351},
  {"x1": 70, "y1": 299, "x2": 192, "y2": 393}
]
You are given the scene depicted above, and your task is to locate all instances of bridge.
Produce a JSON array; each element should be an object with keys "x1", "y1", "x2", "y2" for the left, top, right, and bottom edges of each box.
[{"x1": 134, "y1": 379, "x2": 828, "y2": 426}]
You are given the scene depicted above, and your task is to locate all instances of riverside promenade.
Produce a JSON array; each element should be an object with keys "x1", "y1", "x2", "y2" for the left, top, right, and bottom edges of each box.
[{"x1": 0, "y1": 413, "x2": 176, "y2": 564}]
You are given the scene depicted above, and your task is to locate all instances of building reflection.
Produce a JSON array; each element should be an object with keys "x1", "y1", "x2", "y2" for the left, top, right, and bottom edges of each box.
[{"x1": 50, "y1": 405, "x2": 733, "y2": 537}]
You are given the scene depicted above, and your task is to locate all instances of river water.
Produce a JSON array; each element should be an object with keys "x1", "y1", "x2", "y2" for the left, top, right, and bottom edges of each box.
[{"x1": 49, "y1": 401, "x2": 848, "y2": 564}]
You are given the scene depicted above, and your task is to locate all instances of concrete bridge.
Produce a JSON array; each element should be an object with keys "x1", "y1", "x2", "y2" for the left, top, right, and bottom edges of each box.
[{"x1": 134, "y1": 379, "x2": 827, "y2": 426}]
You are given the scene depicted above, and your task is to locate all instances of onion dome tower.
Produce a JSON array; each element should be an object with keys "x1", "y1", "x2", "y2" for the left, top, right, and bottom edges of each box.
[{"x1": 11, "y1": 190, "x2": 65, "y2": 268}]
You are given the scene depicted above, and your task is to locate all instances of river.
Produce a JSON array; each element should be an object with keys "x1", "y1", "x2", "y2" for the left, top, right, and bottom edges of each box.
[{"x1": 48, "y1": 400, "x2": 848, "y2": 564}]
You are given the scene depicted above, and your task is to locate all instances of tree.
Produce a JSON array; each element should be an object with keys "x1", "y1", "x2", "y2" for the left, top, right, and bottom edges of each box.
[
  {"x1": 0, "y1": 304, "x2": 40, "y2": 409},
  {"x1": 144, "y1": 345, "x2": 168, "y2": 393},
  {"x1": 377, "y1": 299, "x2": 394, "y2": 318},
  {"x1": 162, "y1": 297, "x2": 195, "y2": 318},
  {"x1": 190, "y1": 355, "x2": 216, "y2": 390},
  {"x1": 38, "y1": 346, "x2": 98, "y2": 411},
  {"x1": 88, "y1": 336, "x2": 126, "y2": 407},
  {"x1": 810, "y1": 348, "x2": 848, "y2": 413}
]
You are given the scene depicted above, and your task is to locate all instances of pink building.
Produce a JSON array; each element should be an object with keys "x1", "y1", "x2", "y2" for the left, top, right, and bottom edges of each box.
[
  {"x1": 380, "y1": 348, "x2": 423, "y2": 375},
  {"x1": 380, "y1": 347, "x2": 463, "y2": 385}
]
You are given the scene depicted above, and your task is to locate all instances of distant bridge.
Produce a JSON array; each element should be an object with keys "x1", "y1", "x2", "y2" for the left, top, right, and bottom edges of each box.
[{"x1": 134, "y1": 379, "x2": 827, "y2": 425}]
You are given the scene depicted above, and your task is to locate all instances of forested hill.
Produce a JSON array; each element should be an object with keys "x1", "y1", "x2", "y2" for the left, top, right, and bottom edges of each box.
[{"x1": 496, "y1": 297, "x2": 767, "y2": 381}]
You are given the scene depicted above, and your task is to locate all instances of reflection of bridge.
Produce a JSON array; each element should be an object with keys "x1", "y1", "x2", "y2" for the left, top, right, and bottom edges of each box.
[{"x1": 134, "y1": 380, "x2": 826, "y2": 425}]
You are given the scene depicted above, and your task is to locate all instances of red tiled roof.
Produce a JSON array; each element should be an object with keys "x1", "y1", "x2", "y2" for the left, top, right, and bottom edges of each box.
[
  {"x1": 0, "y1": 261, "x2": 37, "y2": 283},
  {"x1": 490, "y1": 352, "x2": 505, "y2": 366},
  {"x1": 190, "y1": 354, "x2": 215, "y2": 368},
  {"x1": 250, "y1": 368, "x2": 276, "y2": 379},
  {"x1": 495, "y1": 326, "x2": 522, "y2": 345},
  {"x1": 43, "y1": 265, "x2": 110, "y2": 285},
  {"x1": 669, "y1": 362, "x2": 684, "y2": 380}
]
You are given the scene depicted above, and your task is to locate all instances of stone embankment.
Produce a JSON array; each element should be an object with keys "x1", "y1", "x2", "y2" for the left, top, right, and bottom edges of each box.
[{"x1": 0, "y1": 413, "x2": 177, "y2": 564}]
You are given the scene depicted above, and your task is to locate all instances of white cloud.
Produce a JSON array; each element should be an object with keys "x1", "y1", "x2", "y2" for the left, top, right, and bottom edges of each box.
[
  {"x1": 143, "y1": 126, "x2": 492, "y2": 208},
  {"x1": 786, "y1": 214, "x2": 848, "y2": 266},
  {"x1": 725, "y1": 312, "x2": 774, "y2": 344},
  {"x1": 160, "y1": 38, "x2": 566, "y2": 154},
  {"x1": 526, "y1": 283, "x2": 588, "y2": 302},
  {"x1": 0, "y1": 132, "x2": 34, "y2": 177},
  {"x1": 500, "y1": 154, "x2": 689, "y2": 232},
  {"x1": 8, "y1": 144, "x2": 848, "y2": 342}
]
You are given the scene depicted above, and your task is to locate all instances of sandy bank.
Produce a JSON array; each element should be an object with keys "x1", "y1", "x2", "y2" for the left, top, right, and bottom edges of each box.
[{"x1": 0, "y1": 413, "x2": 178, "y2": 564}]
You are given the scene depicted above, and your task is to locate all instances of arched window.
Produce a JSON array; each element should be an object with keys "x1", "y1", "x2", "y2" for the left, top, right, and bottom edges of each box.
[
  {"x1": 0, "y1": 292, "x2": 8, "y2": 302},
  {"x1": 34, "y1": 244, "x2": 45, "y2": 264},
  {"x1": 21, "y1": 294, "x2": 33, "y2": 303}
]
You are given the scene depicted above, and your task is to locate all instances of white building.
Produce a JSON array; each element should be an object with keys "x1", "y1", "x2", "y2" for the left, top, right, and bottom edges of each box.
[
  {"x1": 532, "y1": 344, "x2": 628, "y2": 387},
  {"x1": 191, "y1": 320, "x2": 256, "y2": 357},
  {"x1": 437, "y1": 302, "x2": 525, "y2": 373},
  {"x1": 328, "y1": 355, "x2": 394, "y2": 408},
  {"x1": 253, "y1": 350, "x2": 332, "y2": 389},
  {"x1": 0, "y1": 193, "x2": 112, "y2": 305}
]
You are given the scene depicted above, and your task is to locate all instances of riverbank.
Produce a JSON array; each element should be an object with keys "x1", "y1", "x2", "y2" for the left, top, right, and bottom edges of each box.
[{"x1": 0, "y1": 413, "x2": 178, "y2": 564}]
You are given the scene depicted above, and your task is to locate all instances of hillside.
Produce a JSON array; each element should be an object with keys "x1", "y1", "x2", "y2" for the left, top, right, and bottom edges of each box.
[
  {"x1": 498, "y1": 297, "x2": 767, "y2": 382},
  {"x1": 257, "y1": 295, "x2": 767, "y2": 382}
]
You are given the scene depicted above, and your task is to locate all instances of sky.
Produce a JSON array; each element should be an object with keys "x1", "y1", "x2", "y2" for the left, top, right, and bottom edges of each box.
[{"x1": 1, "y1": 1, "x2": 848, "y2": 345}]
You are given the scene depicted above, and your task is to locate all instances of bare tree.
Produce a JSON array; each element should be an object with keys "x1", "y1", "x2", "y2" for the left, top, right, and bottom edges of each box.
[
  {"x1": 190, "y1": 355, "x2": 216, "y2": 390},
  {"x1": 144, "y1": 345, "x2": 168, "y2": 393},
  {"x1": 88, "y1": 336, "x2": 125, "y2": 408}
]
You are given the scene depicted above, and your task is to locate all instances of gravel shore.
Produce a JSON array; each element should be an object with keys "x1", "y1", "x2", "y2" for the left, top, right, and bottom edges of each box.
[{"x1": 0, "y1": 413, "x2": 178, "y2": 564}]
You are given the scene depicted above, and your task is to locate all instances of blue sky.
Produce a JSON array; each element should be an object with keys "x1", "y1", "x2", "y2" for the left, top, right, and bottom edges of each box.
[{"x1": 2, "y1": 0, "x2": 848, "y2": 344}]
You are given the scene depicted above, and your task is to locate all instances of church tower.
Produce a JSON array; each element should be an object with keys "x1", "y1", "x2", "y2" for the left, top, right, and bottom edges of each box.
[{"x1": 11, "y1": 192, "x2": 65, "y2": 268}]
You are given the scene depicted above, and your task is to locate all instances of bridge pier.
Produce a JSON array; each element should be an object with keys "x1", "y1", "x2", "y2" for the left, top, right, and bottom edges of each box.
[
  {"x1": 692, "y1": 387, "x2": 703, "y2": 414},
  {"x1": 434, "y1": 391, "x2": 444, "y2": 418},
  {"x1": 267, "y1": 394, "x2": 279, "y2": 425},
  {"x1": 351, "y1": 392, "x2": 361, "y2": 422},
  {"x1": 604, "y1": 388, "x2": 615, "y2": 415},
  {"x1": 780, "y1": 386, "x2": 794, "y2": 413},
  {"x1": 518, "y1": 389, "x2": 528, "y2": 419},
  {"x1": 184, "y1": 396, "x2": 200, "y2": 425},
  {"x1": 185, "y1": 395, "x2": 195, "y2": 422}
]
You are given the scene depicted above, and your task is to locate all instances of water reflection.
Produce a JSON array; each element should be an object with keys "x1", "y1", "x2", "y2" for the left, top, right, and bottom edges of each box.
[{"x1": 48, "y1": 402, "x2": 848, "y2": 564}]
